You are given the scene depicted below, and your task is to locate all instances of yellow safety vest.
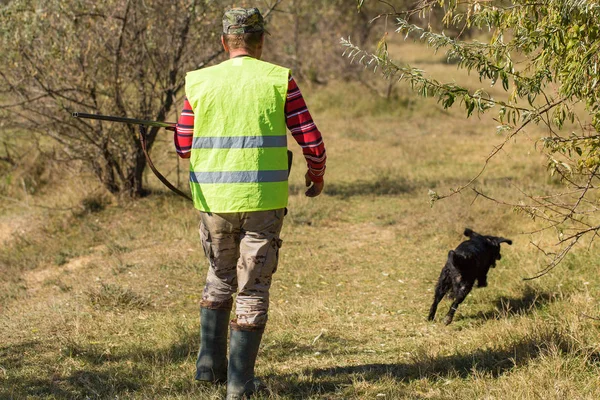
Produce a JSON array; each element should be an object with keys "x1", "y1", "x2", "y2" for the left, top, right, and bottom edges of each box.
[{"x1": 185, "y1": 57, "x2": 290, "y2": 212}]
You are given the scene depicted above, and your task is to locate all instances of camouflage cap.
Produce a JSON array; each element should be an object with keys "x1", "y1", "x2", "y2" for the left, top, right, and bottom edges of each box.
[{"x1": 222, "y1": 7, "x2": 266, "y2": 34}]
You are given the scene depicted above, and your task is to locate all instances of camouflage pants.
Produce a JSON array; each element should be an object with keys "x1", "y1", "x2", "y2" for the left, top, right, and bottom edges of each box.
[{"x1": 199, "y1": 209, "x2": 285, "y2": 327}]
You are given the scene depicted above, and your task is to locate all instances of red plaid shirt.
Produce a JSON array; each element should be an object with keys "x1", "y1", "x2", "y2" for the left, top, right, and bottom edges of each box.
[{"x1": 174, "y1": 75, "x2": 326, "y2": 182}]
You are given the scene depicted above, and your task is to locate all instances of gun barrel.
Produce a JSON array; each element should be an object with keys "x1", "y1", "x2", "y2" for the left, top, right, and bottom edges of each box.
[{"x1": 72, "y1": 112, "x2": 176, "y2": 128}]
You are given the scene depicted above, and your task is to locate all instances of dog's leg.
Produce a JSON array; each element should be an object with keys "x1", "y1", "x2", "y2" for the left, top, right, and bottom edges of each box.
[
  {"x1": 428, "y1": 286, "x2": 445, "y2": 321},
  {"x1": 476, "y1": 266, "x2": 490, "y2": 288},
  {"x1": 443, "y1": 281, "x2": 473, "y2": 325},
  {"x1": 428, "y1": 270, "x2": 450, "y2": 321},
  {"x1": 476, "y1": 275, "x2": 488, "y2": 288}
]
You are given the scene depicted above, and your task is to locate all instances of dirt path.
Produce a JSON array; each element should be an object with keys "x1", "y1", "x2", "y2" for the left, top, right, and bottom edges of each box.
[
  {"x1": 0, "y1": 215, "x2": 28, "y2": 245},
  {"x1": 23, "y1": 254, "x2": 98, "y2": 287}
]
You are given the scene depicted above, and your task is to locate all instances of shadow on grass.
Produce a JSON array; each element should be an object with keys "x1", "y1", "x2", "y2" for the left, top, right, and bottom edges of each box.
[
  {"x1": 270, "y1": 331, "x2": 584, "y2": 398},
  {"x1": 4, "y1": 325, "x2": 599, "y2": 399},
  {"x1": 290, "y1": 175, "x2": 414, "y2": 198},
  {"x1": 326, "y1": 175, "x2": 414, "y2": 198},
  {"x1": 45, "y1": 327, "x2": 198, "y2": 368},
  {"x1": 0, "y1": 341, "x2": 38, "y2": 371},
  {"x1": 262, "y1": 334, "x2": 363, "y2": 364},
  {"x1": 465, "y1": 286, "x2": 558, "y2": 323},
  {"x1": 140, "y1": 187, "x2": 193, "y2": 203},
  {"x1": 0, "y1": 329, "x2": 200, "y2": 399}
]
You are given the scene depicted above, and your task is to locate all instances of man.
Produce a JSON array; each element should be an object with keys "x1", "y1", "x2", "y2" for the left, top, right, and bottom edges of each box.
[{"x1": 174, "y1": 7, "x2": 326, "y2": 399}]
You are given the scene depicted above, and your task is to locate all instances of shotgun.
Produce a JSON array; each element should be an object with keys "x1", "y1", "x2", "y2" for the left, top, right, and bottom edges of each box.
[
  {"x1": 72, "y1": 112, "x2": 294, "y2": 200},
  {"x1": 72, "y1": 112, "x2": 176, "y2": 129}
]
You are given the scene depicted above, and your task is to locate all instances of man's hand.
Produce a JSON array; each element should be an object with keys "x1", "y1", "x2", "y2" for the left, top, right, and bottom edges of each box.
[{"x1": 305, "y1": 172, "x2": 324, "y2": 197}]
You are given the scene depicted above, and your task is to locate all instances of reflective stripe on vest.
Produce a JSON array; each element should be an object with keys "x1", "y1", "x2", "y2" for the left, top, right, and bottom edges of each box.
[
  {"x1": 190, "y1": 170, "x2": 289, "y2": 184},
  {"x1": 185, "y1": 57, "x2": 290, "y2": 213},
  {"x1": 192, "y1": 135, "x2": 287, "y2": 149}
]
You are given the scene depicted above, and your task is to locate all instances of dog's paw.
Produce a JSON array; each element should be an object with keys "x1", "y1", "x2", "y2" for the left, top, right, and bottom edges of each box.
[{"x1": 443, "y1": 315, "x2": 453, "y2": 325}]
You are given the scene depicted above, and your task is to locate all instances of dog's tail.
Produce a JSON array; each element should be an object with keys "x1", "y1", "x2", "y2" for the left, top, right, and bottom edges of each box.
[
  {"x1": 448, "y1": 249, "x2": 470, "y2": 269},
  {"x1": 448, "y1": 250, "x2": 463, "y2": 266},
  {"x1": 448, "y1": 250, "x2": 455, "y2": 262}
]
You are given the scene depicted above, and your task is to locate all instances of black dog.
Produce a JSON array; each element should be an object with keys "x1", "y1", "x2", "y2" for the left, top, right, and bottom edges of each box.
[{"x1": 428, "y1": 228, "x2": 512, "y2": 325}]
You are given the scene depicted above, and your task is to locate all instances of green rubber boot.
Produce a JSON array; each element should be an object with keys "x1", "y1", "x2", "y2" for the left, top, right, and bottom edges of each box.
[
  {"x1": 195, "y1": 306, "x2": 231, "y2": 383},
  {"x1": 226, "y1": 321, "x2": 266, "y2": 399}
]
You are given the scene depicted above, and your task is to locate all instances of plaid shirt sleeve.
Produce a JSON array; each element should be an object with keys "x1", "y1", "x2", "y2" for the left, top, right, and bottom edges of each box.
[
  {"x1": 174, "y1": 97, "x2": 194, "y2": 159},
  {"x1": 285, "y1": 76, "x2": 326, "y2": 182}
]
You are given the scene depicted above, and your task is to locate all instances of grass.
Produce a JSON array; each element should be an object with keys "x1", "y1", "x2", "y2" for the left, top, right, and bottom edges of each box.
[{"x1": 1, "y1": 41, "x2": 600, "y2": 399}]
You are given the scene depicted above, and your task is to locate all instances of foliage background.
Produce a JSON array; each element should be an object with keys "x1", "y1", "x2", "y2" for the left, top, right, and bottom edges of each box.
[
  {"x1": 0, "y1": 0, "x2": 394, "y2": 197},
  {"x1": 343, "y1": 0, "x2": 600, "y2": 272}
]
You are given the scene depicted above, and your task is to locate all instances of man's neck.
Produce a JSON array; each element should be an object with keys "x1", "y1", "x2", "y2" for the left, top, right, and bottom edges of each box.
[{"x1": 228, "y1": 48, "x2": 259, "y2": 59}]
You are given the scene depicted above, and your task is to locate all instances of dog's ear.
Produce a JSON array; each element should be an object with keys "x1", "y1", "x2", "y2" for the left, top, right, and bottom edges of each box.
[
  {"x1": 464, "y1": 228, "x2": 473, "y2": 237},
  {"x1": 497, "y1": 237, "x2": 512, "y2": 245}
]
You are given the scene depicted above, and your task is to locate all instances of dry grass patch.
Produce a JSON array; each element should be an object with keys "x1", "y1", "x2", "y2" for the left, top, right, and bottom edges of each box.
[{"x1": 88, "y1": 283, "x2": 153, "y2": 311}]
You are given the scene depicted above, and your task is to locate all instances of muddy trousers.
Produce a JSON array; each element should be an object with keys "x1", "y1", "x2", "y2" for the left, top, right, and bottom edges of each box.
[
  {"x1": 195, "y1": 209, "x2": 284, "y2": 386},
  {"x1": 198, "y1": 208, "x2": 285, "y2": 326}
]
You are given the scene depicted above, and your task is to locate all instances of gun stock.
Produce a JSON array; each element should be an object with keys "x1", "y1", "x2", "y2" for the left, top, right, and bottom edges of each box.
[{"x1": 72, "y1": 112, "x2": 176, "y2": 129}]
